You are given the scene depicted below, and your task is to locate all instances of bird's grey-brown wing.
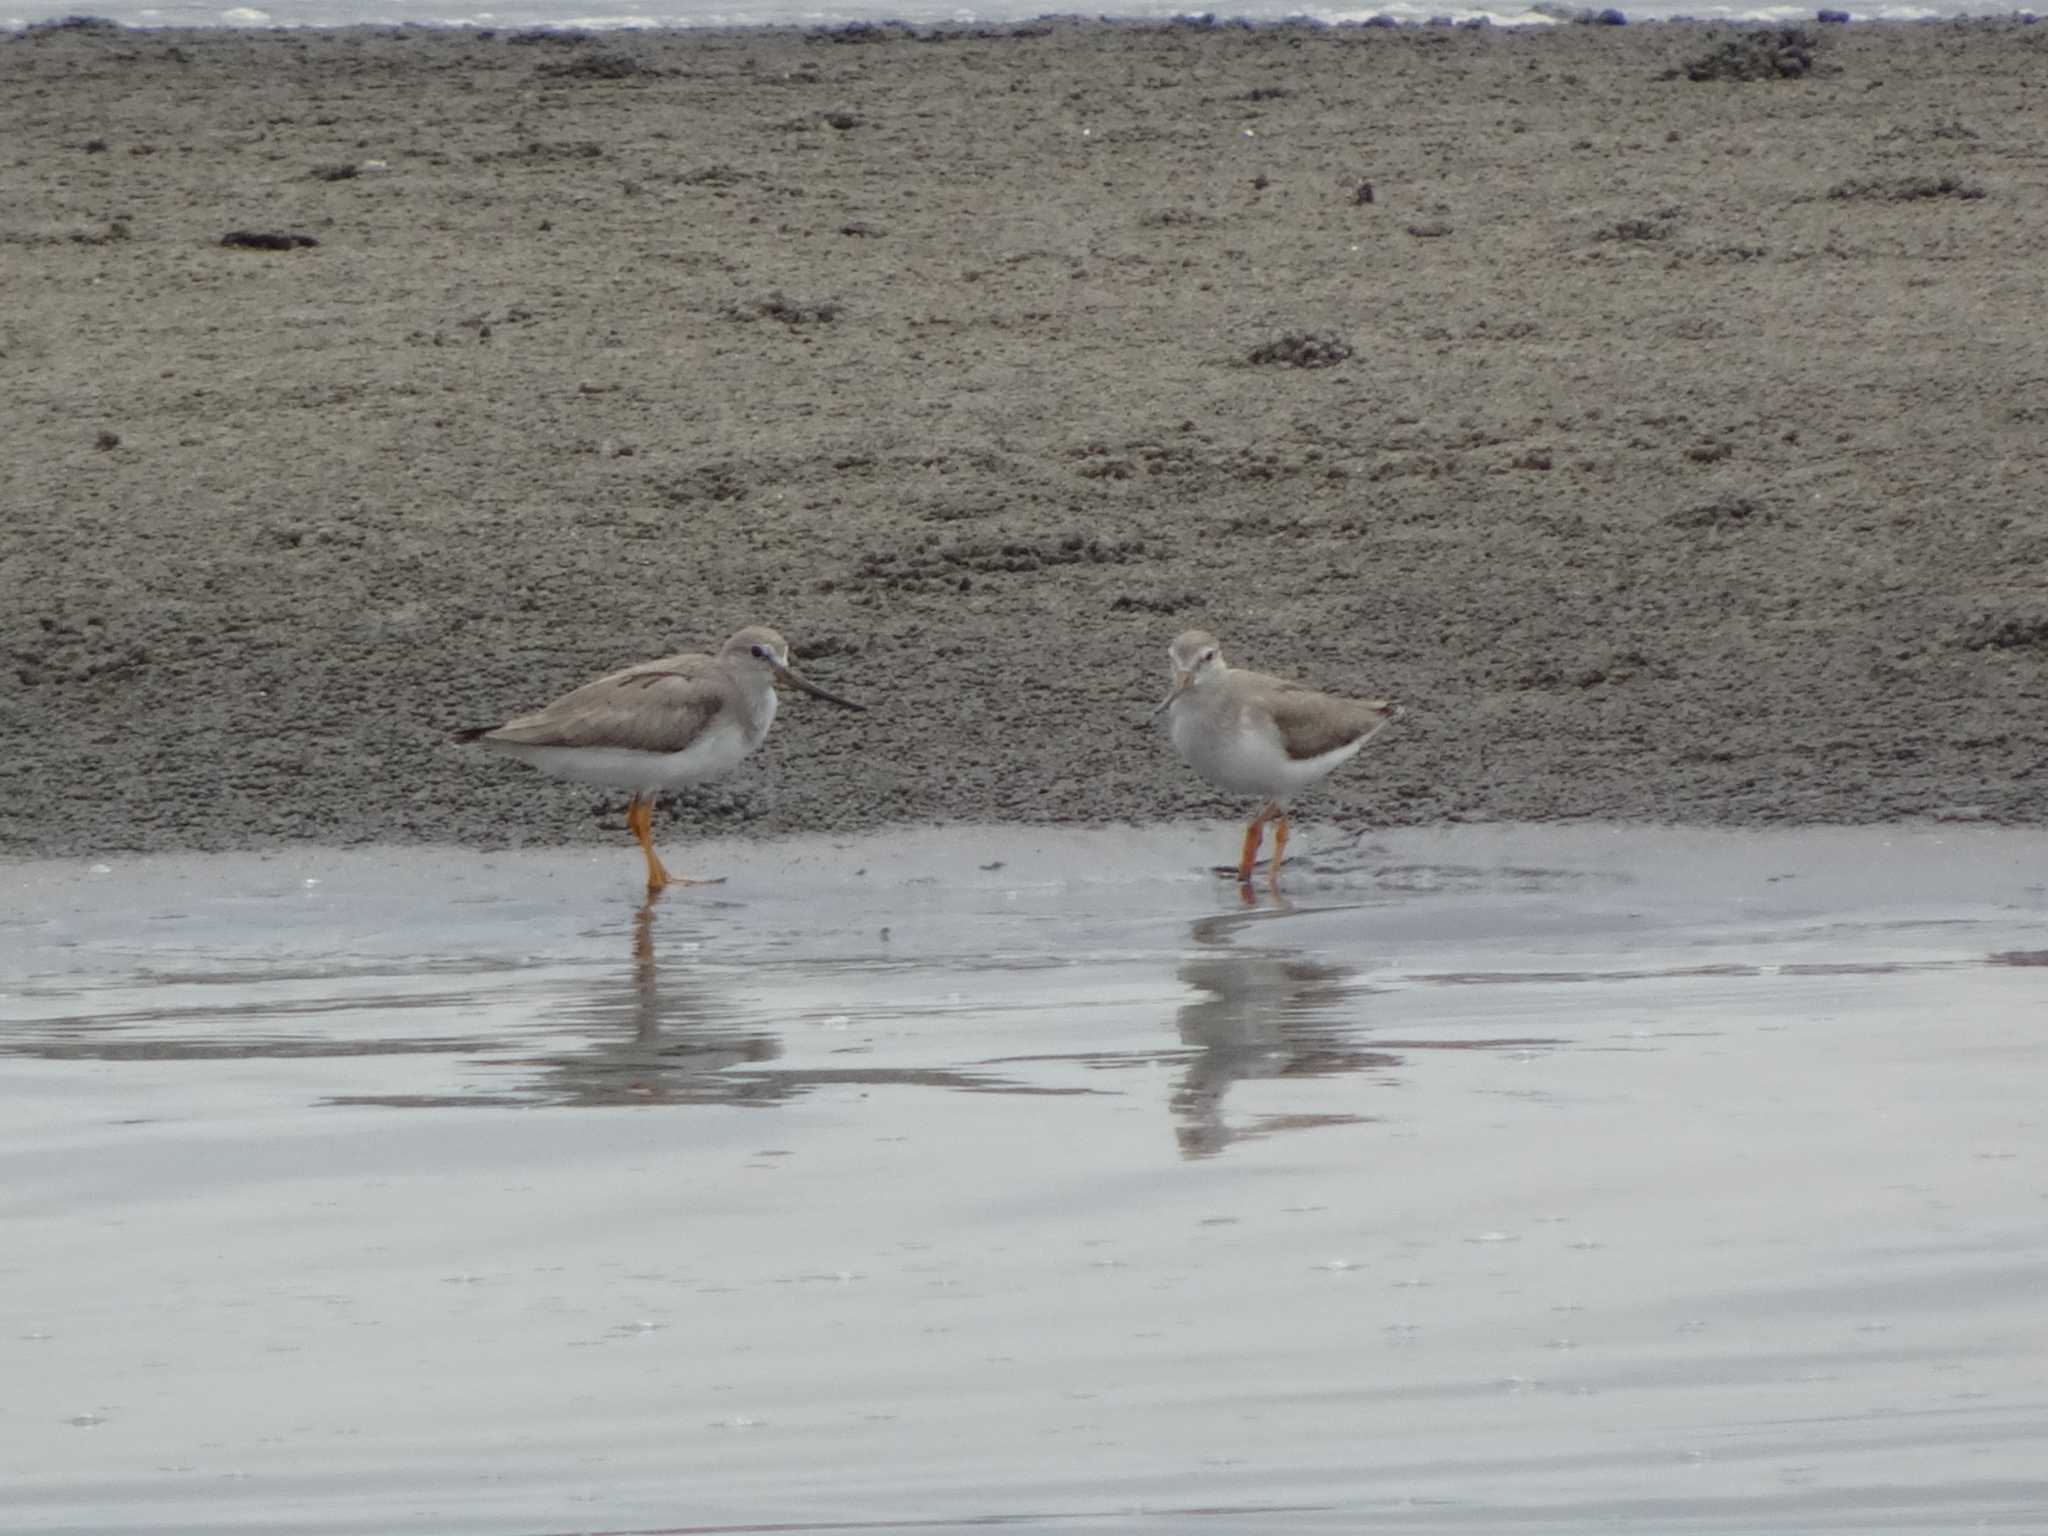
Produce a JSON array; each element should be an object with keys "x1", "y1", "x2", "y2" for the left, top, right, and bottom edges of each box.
[
  {"x1": 1255, "y1": 677, "x2": 1395, "y2": 761},
  {"x1": 477, "y1": 652, "x2": 725, "y2": 754}
]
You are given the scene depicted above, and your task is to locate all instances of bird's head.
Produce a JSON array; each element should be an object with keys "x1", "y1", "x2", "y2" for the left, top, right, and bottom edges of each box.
[
  {"x1": 724, "y1": 626, "x2": 864, "y2": 710},
  {"x1": 1155, "y1": 629, "x2": 1225, "y2": 714}
]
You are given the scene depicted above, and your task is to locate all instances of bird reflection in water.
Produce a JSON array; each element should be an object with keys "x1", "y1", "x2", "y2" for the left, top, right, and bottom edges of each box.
[
  {"x1": 515, "y1": 893, "x2": 790, "y2": 1108},
  {"x1": 1170, "y1": 906, "x2": 1400, "y2": 1159},
  {"x1": 493, "y1": 896, "x2": 1078, "y2": 1109}
]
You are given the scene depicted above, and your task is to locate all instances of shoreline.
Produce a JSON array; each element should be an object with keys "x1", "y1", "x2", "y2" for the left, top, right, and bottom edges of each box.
[
  {"x1": 4, "y1": 18, "x2": 2045, "y2": 857},
  {"x1": 10, "y1": 12, "x2": 2045, "y2": 34}
]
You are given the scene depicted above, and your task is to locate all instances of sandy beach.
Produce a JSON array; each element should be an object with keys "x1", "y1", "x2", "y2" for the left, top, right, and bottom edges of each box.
[{"x1": 3, "y1": 18, "x2": 2045, "y2": 858}]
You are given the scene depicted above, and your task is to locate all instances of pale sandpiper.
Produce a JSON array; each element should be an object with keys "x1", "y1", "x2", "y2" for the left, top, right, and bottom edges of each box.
[
  {"x1": 456, "y1": 625, "x2": 863, "y2": 891},
  {"x1": 1156, "y1": 629, "x2": 1399, "y2": 889}
]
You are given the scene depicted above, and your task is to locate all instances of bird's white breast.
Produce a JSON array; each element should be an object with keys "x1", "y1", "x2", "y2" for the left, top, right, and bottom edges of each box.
[
  {"x1": 1168, "y1": 690, "x2": 1364, "y2": 801},
  {"x1": 486, "y1": 724, "x2": 752, "y2": 791}
]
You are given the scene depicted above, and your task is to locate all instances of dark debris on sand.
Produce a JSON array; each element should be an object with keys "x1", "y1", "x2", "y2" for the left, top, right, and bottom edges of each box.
[
  {"x1": 1246, "y1": 333, "x2": 1353, "y2": 369},
  {"x1": 1671, "y1": 27, "x2": 1825, "y2": 82}
]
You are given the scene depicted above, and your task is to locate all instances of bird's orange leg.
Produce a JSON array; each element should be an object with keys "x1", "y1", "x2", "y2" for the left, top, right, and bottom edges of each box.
[
  {"x1": 1268, "y1": 814, "x2": 1291, "y2": 889},
  {"x1": 628, "y1": 795, "x2": 671, "y2": 893},
  {"x1": 628, "y1": 795, "x2": 724, "y2": 891},
  {"x1": 1235, "y1": 803, "x2": 1276, "y2": 886}
]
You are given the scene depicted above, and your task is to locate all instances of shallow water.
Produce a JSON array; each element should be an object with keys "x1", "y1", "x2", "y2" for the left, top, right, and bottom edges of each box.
[{"x1": 3, "y1": 824, "x2": 2045, "y2": 1534}]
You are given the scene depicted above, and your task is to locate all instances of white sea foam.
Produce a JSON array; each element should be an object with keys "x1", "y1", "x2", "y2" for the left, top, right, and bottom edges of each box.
[{"x1": 4, "y1": 0, "x2": 2027, "y2": 30}]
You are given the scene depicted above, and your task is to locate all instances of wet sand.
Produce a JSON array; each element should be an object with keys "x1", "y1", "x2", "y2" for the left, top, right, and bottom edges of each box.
[
  {"x1": 3, "y1": 827, "x2": 2047, "y2": 1532},
  {"x1": 3, "y1": 21, "x2": 2047, "y2": 858}
]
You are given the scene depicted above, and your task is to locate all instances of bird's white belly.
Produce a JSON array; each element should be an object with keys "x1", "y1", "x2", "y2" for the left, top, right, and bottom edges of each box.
[
  {"x1": 1170, "y1": 701, "x2": 1363, "y2": 801},
  {"x1": 488, "y1": 724, "x2": 755, "y2": 792}
]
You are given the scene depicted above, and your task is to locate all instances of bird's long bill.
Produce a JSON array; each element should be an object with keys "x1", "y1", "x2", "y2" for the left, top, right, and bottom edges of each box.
[
  {"x1": 1151, "y1": 670, "x2": 1192, "y2": 717},
  {"x1": 772, "y1": 659, "x2": 865, "y2": 710}
]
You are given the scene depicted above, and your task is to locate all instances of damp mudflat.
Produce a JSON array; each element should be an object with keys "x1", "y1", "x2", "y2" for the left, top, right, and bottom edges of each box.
[{"x1": 2, "y1": 825, "x2": 2044, "y2": 1535}]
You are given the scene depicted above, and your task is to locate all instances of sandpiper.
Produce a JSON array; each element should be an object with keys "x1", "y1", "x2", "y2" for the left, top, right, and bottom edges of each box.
[
  {"x1": 1156, "y1": 629, "x2": 1399, "y2": 889},
  {"x1": 456, "y1": 625, "x2": 863, "y2": 892}
]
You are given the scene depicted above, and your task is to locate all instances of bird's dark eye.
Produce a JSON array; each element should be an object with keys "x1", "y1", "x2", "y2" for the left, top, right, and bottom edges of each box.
[
  {"x1": 751, "y1": 643, "x2": 771, "y2": 659},
  {"x1": 1201, "y1": 649, "x2": 1217, "y2": 664}
]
